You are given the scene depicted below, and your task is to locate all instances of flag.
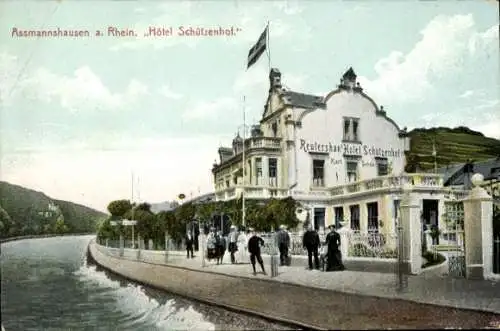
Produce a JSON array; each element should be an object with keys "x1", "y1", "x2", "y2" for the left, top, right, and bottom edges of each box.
[{"x1": 247, "y1": 25, "x2": 268, "y2": 69}]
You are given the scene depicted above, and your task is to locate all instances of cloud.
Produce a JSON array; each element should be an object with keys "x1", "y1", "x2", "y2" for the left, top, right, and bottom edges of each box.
[
  {"x1": 0, "y1": 52, "x2": 22, "y2": 106},
  {"x1": 1, "y1": 135, "x2": 225, "y2": 212},
  {"x1": 110, "y1": 2, "x2": 311, "y2": 51},
  {"x1": 233, "y1": 66, "x2": 306, "y2": 93},
  {"x1": 159, "y1": 85, "x2": 183, "y2": 99},
  {"x1": 2, "y1": 56, "x2": 149, "y2": 111},
  {"x1": 459, "y1": 90, "x2": 475, "y2": 98},
  {"x1": 272, "y1": 1, "x2": 304, "y2": 15},
  {"x1": 475, "y1": 116, "x2": 500, "y2": 139},
  {"x1": 358, "y1": 15, "x2": 497, "y2": 104},
  {"x1": 181, "y1": 66, "x2": 307, "y2": 122},
  {"x1": 182, "y1": 97, "x2": 238, "y2": 121}
]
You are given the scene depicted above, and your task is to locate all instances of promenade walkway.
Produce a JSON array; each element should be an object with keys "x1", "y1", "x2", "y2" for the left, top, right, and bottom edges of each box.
[
  {"x1": 162, "y1": 252, "x2": 500, "y2": 315},
  {"x1": 90, "y1": 242, "x2": 500, "y2": 329}
]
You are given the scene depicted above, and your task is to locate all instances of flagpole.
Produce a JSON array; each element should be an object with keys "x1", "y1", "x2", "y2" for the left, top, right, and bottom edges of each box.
[
  {"x1": 266, "y1": 21, "x2": 271, "y2": 72},
  {"x1": 242, "y1": 95, "x2": 246, "y2": 227},
  {"x1": 432, "y1": 139, "x2": 437, "y2": 173}
]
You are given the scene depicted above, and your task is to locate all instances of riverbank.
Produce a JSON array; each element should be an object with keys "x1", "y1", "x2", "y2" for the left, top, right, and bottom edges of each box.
[
  {"x1": 88, "y1": 241, "x2": 500, "y2": 329},
  {"x1": 0, "y1": 233, "x2": 95, "y2": 244}
]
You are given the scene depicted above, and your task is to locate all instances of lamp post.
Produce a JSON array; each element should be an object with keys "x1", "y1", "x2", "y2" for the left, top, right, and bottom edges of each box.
[{"x1": 194, "y1": 211, "x2": 206, "y2": 268}]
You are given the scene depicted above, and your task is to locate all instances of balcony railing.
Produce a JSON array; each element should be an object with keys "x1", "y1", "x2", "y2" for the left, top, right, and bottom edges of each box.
[
  {"x1": 215, "y1": 185, "x2": 289, "y2": 200},
  {"x1": 328, "y1": 173, "x2": 444, "y2": 197},
  {"x1": 244, "y1": 137, "x2": 281, "y2": 150},
  {"x1": 216, "y1": 173, "x2": 447, "y2": 201}
]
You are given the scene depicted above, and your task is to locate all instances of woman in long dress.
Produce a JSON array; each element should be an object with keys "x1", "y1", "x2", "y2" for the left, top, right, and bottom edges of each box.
[{"x1": 236, "y1": 229, "x2": 248, "y2": 264}]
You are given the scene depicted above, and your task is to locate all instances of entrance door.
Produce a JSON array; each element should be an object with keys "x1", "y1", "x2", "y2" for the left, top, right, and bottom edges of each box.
[
  {"x1": 423, "y1": 199, "x2": 439, "y2": 244},
  {"x1": 314, "y1": 208, "x2": 326, "y2": 232},
  {"x1": 367, "y1": 202, "x2": 379, "y2": 233}
]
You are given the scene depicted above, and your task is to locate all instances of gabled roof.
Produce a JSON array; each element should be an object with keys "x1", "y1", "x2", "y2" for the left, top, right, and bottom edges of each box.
[
  {"x1": 218, "y1": 147, "x2": 232, "y2": 153},
  {"x1": 436, "y1": 158, "x2": 500, "y2": 186},
  {"x1": 281, "y1": 90, "x2": 326, "y2": 109}
]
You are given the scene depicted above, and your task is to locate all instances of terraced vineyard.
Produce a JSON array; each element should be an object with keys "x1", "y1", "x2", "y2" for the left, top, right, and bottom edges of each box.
[{"x1": 406, "y1": 127, "x2": 500, "y2": 171}]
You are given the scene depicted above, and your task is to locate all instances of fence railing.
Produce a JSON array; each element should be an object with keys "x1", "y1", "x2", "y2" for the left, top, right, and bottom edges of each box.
[
  {"x1": 346, "y1": 231, "x2": 398, "y2": 258},
  {"x1": 98, "y1": 229, "x2": 399, "y2": 260}
]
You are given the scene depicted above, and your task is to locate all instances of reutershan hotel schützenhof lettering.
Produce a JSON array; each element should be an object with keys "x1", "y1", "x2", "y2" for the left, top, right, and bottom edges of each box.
[{"x1": 212, "y1": 67, "x2": 451, "y2": 235}]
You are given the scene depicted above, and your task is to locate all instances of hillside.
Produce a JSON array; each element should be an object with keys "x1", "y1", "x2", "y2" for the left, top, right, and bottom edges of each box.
[
  {"x1": 0, "y1": 181, "x2": 107, "y2": 238},
  {"x1": 406, "y1": 126, "x2": 500, "y2": 172}
]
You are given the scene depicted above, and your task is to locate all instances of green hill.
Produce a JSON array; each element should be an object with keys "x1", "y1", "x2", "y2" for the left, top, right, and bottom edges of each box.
[
  {"x1": 0, "y1": 181, "x2": 107, "y2": 238},
  {"x1": 405, "y1": 126, "x2": 500, "y2": 172}
]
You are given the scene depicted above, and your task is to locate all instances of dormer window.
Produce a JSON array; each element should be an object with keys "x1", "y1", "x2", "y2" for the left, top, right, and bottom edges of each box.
[{"x1": 343, "y1": 117, "x2": 360, "y2": 142}]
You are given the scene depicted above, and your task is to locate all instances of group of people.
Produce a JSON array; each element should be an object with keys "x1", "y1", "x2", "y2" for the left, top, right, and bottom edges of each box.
[
  {"x1": 185, "y1": 223, "x2": 345, "y2": 275},
  {"x1": 303, "y1": 224, "x2": 345, "y2": 271},
  {"x1": 200, "y1": 226, "x2": 250, "y2": 265},
  {"x1": 276, "y1": 223, "x2": 345, "y2": 271}
]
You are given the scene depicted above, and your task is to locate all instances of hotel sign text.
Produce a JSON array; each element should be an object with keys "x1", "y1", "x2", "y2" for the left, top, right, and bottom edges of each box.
[{"x1": 299, "y1": 139, "x2": 403, "y2": 158}]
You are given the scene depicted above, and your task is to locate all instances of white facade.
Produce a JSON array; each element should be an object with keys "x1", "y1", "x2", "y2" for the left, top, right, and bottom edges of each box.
[{"x1": 212, "y1": 67, "x2": 458, "y2": 235}]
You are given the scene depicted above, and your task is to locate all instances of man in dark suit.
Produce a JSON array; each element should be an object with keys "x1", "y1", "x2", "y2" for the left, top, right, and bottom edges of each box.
[
  {"x1": 247, "y1": 228, "x2": 267, "y2": 276},
  {"x1": 302, "y1": 224, "x2": 320, "y2": 270}
]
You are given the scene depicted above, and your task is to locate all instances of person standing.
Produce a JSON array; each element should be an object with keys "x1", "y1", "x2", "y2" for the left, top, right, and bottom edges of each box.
[
  {"x1": 247, "y1": 228, "x2": 267, "y2": 276},
  {"x1": 206, "y1": 227, "x2": 216, "y2": 262},
  {"x1": 228, "y1": 225, "x2": 239, "y2": 264},
  {"x1": 325, "y1": 225, "x2": 345, "y2": 271},
  {"x1": 215, "y1": 230, "x2": 226, "y2": 265},
  {"x1": 276, "y1": 225, "x2": 291, "y2": 266},
  {"x1": 185, "y1": 231, "x2": 194, "y2": 259},
  {"x1": 236, "y1": 227, "x2": 248, "y2": 264},
  {"x1": 302, "y1": 225, "x2": 320, "y2": 270}
]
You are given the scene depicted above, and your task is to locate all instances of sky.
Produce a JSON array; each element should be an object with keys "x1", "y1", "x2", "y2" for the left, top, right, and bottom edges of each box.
[{"x1": 0, "y1": 0, "x2": 498, "y2": 213}]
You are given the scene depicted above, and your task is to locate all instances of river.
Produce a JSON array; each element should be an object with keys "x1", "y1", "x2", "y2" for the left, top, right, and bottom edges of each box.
[{"x1": 1, "y1": 235, "x2": 291, "y2": 330}]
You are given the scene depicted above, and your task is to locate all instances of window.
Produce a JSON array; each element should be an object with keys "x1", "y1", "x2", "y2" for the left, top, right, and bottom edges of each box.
[
  {"x1": 344, "y1": 119, "x2": 350, "y2": 139},
  {"x1": 247, "y1": 160, "x2": 252, "y2": 184},
  {"x1": 352, "y1": 119, "x2": 359, "y2": 141},
  {"x1": 268, "y1": 158, "x2": 277, "y2": 186},
  {"x1": 312, "y1": 159, "x2": 325, "y2": 187},
  {"x1": 343, "y1": 117, "x2": 360, "y2": 142},
  {"x1": 271, "y1": 122, "x2": 278, "y2": 137},
  {"x1": 346, "y1": 160, "x2": 358, "y2": 182},
  {"x1": 350, "y1": 205, "x2": 360, "y2": 231},
  {"x1": 334, "y1": 207, "x2": 344, "y2": 229},
  {"x1": 314, "y1": 208, "x2": 326, "y2": 232},
  {"x1": 255, "y1": 158, "x2": 263, "y2": 185},
  {"x1": 367, "y1": 202, "x2": 379, "y2": 233},
  {"x1": 376, "y1": 158, "x2": 388, "y2": 176}
]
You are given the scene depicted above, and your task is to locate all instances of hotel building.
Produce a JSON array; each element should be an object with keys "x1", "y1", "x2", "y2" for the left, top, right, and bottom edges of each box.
[{"x1": 211, "y1": 67, "x2": 463, "y2": 235}]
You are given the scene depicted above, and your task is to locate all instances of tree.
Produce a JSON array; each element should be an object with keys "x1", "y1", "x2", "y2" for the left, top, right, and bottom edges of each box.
[
  {"x1": 124, "y1": 207, "x2": 156, "y2": 242},
  {"x1": 97, "y1": 217, "x2": 120, "y2": 241},
  {"x1": 0, "y1": 206, "x2": 13, "y2": 237},
  {"x1": 405, "y1": 154, "x2": 421, "y2": 173},
  {"x1": 136, "y1": 202, "x2": 152, "y2": 212},
  {"x1": 107, "y1": 199, "x2": 133, "y2": 217},
  {"x1": 53, "y1": 217, "x2": 69, "y2": 234},
  {"x1": 157, "y1": 211, "x2": 177, "y2": 247}
]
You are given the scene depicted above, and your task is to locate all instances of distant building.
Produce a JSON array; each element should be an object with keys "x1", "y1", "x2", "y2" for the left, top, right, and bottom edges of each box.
[
  {"x1": 38, "y1": 202, "x2": 60, "y2": 218},
  {"x1": 211, "y1": 67, "x2": 467, "y2": 235},
  {"x1": 436, "y1": 158, "x2": 500, "y2": 202}
]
